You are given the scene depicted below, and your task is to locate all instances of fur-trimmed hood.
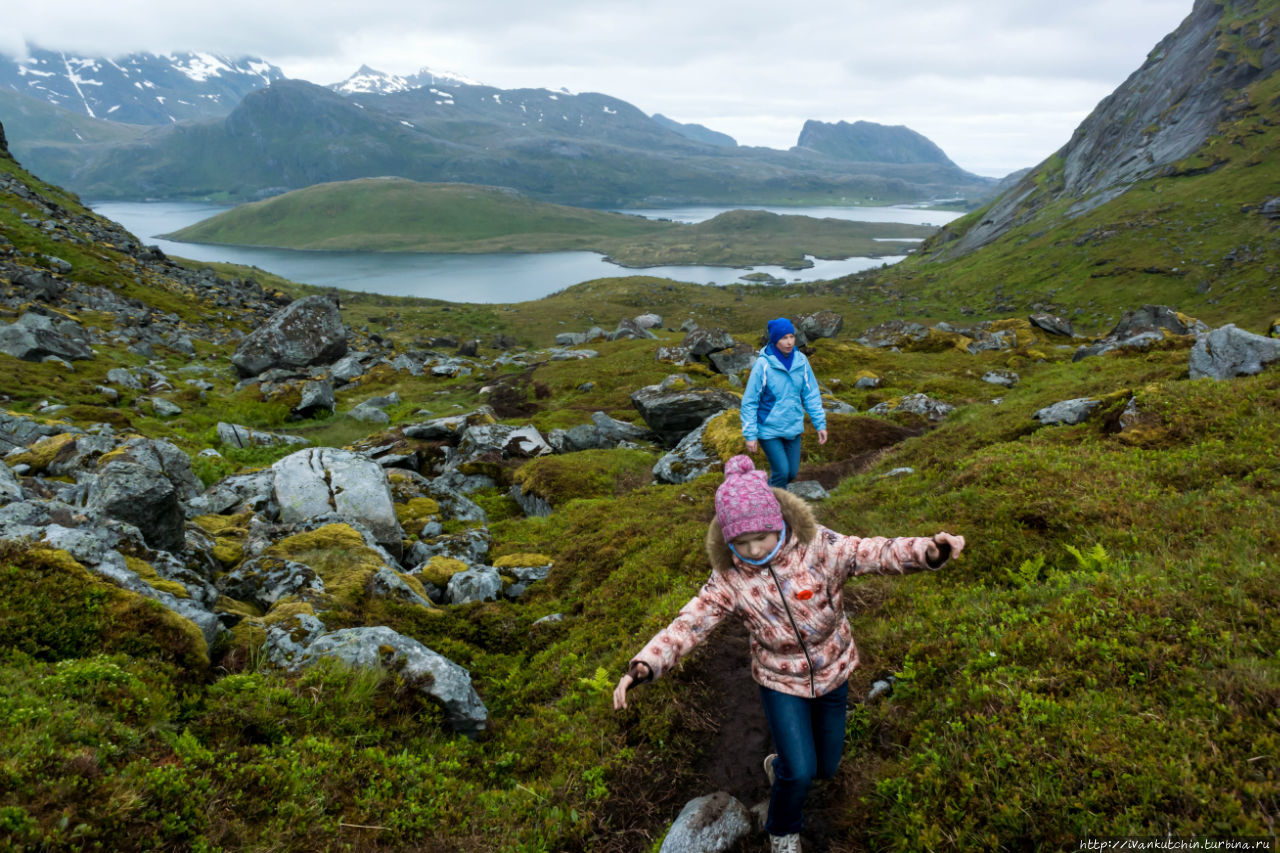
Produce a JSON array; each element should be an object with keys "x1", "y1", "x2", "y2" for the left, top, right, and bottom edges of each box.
[{"x1": 705, "y1": 487, "x2": 818, "y2": 571}]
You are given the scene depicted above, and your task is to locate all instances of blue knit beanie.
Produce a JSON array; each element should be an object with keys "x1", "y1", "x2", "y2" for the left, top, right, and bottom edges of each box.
[{"x1": 767, "y1": 317, "x2": 796, "y2": 345}]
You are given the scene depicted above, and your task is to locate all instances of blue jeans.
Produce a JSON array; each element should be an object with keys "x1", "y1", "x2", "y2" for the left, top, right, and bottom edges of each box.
[
  {"x1": 760, "y1": 680, "x2": 849, "y2": 837},
  {"x1": 759, "y1": 434, "x2": 803, "y2": 488}
]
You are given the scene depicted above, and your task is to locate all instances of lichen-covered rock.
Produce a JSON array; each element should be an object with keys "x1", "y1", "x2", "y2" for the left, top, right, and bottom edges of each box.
[
  {"x1": 707, "y1": 342, "x2": 758, "y2": 376},
  {"x1": 982, "y1": 370, "x2": 1020, "y2": 388},
  {"x1": 1029, "y1": 313, "x2": 1075, "y2": 337},
  {"x1": 87, "y1": 460, "x2": 185, "y2": 552},
  {"x1": 682, "y1": 327, "x2": 735, "y2": 357},
  {"x1": 631, "y1": 381, "x2": 739, "y2": 447},
  {"x1": 272, "y1": 448, "x2": 402, "y2": 553},
  {"x1": 217, "y1": 422, "x2": 310, "y2": 449},
  {"x1": 294, "y1": 625, "x2": 488, "y2": 734},
  {"x1": 870, "y1": 393, "x2": 955, "y2": 422},
  {"x1": 231, "y1": 295, "x2": 348, "y2": 378},
  {"x1": 1188, "y1": 324, "x2": 1280, "y2": 379},
  {"x1": 217, "y1": 554, "x2": 323, "y2": 610},
  {"x1": 796, "y1": 310, "x2": 843, "y2": 343},
  {"x1": 0, "y1": 311, "x2": 94, "y2": 361},
  {"x1": 292, "y1": 380, "x2": 335, "y2": 419},
  {"x1": 369, "y1": 567, "x2": 433, "y2": 608},
  {"x1": 447, "y1": 565, "x2": 503, "y2": 604},
  {"x1": 654, "y1": 416, "x2": 720, "y2": 484},
  {"x1": 658, "y1": 792, "x2": 753, "y2": 853},
  {"x1": 1033, "y1": 398, "x2": 1102, "y2": 426},
  {"x1": 1074, "y1": 305, "x2": 1207, "y2": 361}
]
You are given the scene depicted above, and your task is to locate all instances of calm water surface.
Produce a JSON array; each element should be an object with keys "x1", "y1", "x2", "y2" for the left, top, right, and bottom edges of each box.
[{"x1": 91, "y1": 201, "x2": 961, "y2": 304}]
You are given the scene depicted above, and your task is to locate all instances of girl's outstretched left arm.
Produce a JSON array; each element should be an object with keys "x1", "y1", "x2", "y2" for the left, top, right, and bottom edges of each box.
[{"x1": 828, "y1": 530, "x2": 965, "y2": 579}]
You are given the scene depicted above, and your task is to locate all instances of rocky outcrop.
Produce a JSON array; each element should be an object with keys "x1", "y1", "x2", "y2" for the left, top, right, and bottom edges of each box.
[
  {"x1": 631, "y1": 375, "x2": 740, "y2": 446},
  {"x1": 0, "y1": 311, "x2": 94, "y2": 361},
  {"x1": 231, "y1": 294, "x2": 348, "y2": 377},
  {"x1": 924, "y1": 0, "x2": 1280, "y2": 259},
  {"x1": 1074, "y1": 305, "x2": 1207, "y2": 361},
  {"x1": 1189, "y1": 324, "x2": 1280, "y2": 379},
  {"x1": 1034, "y1": 398, "x2": 1102, "y2": 426},
  {"x1": 272, "y1": 448, "x2": 403, "y2": 554}
]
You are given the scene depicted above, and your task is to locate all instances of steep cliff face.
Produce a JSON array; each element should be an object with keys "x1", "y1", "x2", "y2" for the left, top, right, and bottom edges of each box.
[{"x1": 923, "y1": 0, "x2": 1280, "y2": 260}]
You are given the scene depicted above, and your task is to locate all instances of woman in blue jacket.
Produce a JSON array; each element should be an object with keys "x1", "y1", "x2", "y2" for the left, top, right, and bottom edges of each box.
[{"x1": 740, "y1": 318, "x2": 828, "y2": 488}]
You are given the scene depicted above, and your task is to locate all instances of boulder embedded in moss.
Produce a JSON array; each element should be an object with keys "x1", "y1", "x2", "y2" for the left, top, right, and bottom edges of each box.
[
  {"x1": 6, "y1": 432, "x2": 78, "y2": 473},
  {"x1": 418, "y1": 556, "x2": 469, "y2": 588},
  {"x1": 266, "y1": 523, "x2": 388, "y2": 609}
]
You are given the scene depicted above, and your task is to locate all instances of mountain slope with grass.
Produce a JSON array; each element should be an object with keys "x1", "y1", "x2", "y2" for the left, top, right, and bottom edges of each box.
[
  {"x1": 165, "y1": 177, "x2": 935, "y2": 267},
  {"x1": 0, "y1": 3, "x2": 1278, "y2": 846}
]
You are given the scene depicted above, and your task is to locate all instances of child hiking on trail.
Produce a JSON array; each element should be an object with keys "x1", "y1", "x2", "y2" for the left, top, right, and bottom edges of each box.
[
  {"x1": 740, "y1": 317, "x2": 827, "y2": 488},
  {"x1": 613, "y1": 455, "x2": 964, "y2": 853}
]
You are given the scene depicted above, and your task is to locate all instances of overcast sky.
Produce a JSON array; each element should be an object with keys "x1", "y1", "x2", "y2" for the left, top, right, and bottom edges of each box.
[{"x1": 7, "y1": 1, "x2": 1194, "y2": 177}]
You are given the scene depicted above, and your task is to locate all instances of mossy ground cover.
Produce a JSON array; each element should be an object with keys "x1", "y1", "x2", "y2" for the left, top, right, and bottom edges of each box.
[{"x1": 2, "y1": 112, "x2": 1280, "y2": 850}]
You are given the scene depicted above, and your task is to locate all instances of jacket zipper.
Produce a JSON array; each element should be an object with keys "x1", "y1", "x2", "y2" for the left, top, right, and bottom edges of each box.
[{"x1": 766, "y1": 563, "x2": 817, "y2": 697}]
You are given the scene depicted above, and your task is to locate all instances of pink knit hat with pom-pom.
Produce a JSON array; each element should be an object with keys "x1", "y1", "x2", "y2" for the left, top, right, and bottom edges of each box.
[{"x1": 716, "y1": 455, "x2": 785, "y2": 542}]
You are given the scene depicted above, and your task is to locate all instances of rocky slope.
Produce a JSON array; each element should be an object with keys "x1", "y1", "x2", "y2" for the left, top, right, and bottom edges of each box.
[{"x1": 922, "y1": 0, "x2": 1280, "y2": 260}]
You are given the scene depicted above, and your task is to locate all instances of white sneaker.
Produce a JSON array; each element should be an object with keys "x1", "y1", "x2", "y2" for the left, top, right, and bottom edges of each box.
[
  {"x1": 763, "y1": 753, "x2": 777, "y2": 786},
  {"x1": 769, "y1": 833, "x2": 801, "y2": 853}
]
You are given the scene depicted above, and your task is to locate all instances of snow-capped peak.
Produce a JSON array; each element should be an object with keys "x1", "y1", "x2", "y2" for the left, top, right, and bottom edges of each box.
[{"x1": 331, "y1": 65, "x2": 412, "y2": 95}]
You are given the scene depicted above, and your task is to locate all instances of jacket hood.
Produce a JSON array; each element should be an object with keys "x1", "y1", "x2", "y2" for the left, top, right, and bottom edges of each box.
[{"x1": 705, "y1": 487, "x2": 818, "y2": 571}]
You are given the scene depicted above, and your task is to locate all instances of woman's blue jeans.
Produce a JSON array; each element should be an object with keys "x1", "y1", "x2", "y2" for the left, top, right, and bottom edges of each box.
[
  {"x1": 759, "y1": 434, "x2": 803, "y2": 488},
  {"x1": 760, "y1": 680, "x2": 849, "y2": 837}
]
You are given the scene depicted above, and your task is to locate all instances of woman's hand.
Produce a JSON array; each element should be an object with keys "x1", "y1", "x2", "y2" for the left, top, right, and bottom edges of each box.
[
  {"x1": 745, "y1": 439, "x2": 758, "y2": 454},
  {"x1": 817, "y1": 429, "x2": 828, "y2": 445},
  {"x1": 613, "y1": 674, "x2": 635, "y2": 710}
]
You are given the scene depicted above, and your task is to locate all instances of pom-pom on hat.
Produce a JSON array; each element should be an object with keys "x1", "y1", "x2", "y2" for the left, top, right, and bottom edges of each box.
[
  {"x1": 716, "y1": 455, "x2": 785, "y2": 542},
  {"x1": 767, "y1": 317, "x2": 796, "y2": 345}
]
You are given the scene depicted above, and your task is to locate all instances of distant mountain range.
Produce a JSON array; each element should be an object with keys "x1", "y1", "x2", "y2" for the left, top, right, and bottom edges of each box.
[
  {"x1": 0, "y1": 45, "x2": 284, "y2": 124},
  {"x1": 0, "y1": 46, "x2": 996, "y2": 207}
]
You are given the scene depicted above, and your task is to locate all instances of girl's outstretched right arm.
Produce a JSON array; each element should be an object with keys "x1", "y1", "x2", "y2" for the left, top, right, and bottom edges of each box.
[{"x1": 613, "y1": 574, "x2": 734, "y2": 710}]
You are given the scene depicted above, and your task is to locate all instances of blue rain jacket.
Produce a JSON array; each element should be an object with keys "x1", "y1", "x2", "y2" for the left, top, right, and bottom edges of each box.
[{"x1": 740, "y1": 346, "x2": 826, "y2": 441}]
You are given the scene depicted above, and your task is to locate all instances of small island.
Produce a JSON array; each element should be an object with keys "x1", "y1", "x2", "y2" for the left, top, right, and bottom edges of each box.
[{"x1": 165, "y1": 178, "x2": 937, "y2": 269}]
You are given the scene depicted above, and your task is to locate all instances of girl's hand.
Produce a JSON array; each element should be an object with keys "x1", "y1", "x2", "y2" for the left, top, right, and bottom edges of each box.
[
  {"x1": 745, "y1": 439, "x2": 758, "y2": 454},
  {"x1": 613, "y1": 674, "x2": 635, "y2": 710},
  {"x1": 926, "y1": 532, "x2": 965, "y2": 564},
  {"x1": 817, "y1": 429, "x2": 828, "y2": 445}
]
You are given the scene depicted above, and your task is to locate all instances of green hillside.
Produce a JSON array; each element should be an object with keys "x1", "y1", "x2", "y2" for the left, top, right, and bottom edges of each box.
[{"x1": 167, "y1": 177, "x2": 936, "y2": 268}]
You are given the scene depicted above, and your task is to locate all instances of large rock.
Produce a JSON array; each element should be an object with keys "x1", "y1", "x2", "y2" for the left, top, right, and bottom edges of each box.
[
  {"x1": 654, "y1": 415, "x2": 721, "y2": 484},
  {"x1": 216, "y1": 555, "x2": 323, "y2": 609},
  {"x1": 1029, "y1": 313, "x2": 1075, "y2": 337},
  {"x1": 707, "y1": 343, "x2": 759, "y2": 376},
  {"x1": 1074, "y1": 305, "x2": 1207, "y2": 361},
  {"x1": 1189, "y1": 324, "x2": 1280, "y2": 379},
  {"x1": 452, "y1": 423, "x2": 553, "y2": 467},
  {"x1": 272, "y1": 448, "x2": 403, "y2": 553},
  {"x1": 87, "y1": 461, "x2": 185, "y2": 552},
  {"x1": 231, "y1": 295, "x2": 348, "y2": 378},
  {"x1": 796, "y1": 310, "x2": 844, "y2": 343},
  {"x1": 659, "y1": 792, "x2": 753, "y2": 853},
  {"x1": 1033, "y1": 398, "x2": 1101, "y2": 426},
  {"x1": 0, "y1": 312, "x2": 94, "y2": 361},
  {"x1": 631, "y1": 376, "x2": 739, "y2": 446},
  {"x1": 447, "y1": 565, "x2": 504, "y2": 604},
  {"x1": 294, "y1": 626, "x2": 488, "y2": 734},
  {"x1": 869, "y1": 393, "x2": 955, "y2": 422},
  {"x1": 682, "y1": 328, "x2": 735, "y2": 357}
]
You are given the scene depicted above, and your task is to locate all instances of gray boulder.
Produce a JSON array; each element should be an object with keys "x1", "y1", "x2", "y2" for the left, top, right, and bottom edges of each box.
[
  {"x1": 216, "y1": 555, "x2": 323, "y2": 609},
  {"x1": 187, "y1": 470, "x2": 276, "y2": 517},
  {"x1": 217, "y1": 422, "x2": 310, "y2": 449},
  {"x1": 1074, "y1": 305, "x2": 1208, "y2": 361},
  {"x1": 403, "y1": 407, "x2": 496, "y2": 442},
  {"x1": 634, "y1": 313, "x2": 664, "y2": 329},
  {"x1": 787, "y1": 481, "x2": 829, "y2": 501},
  {"x1": 0, "y1": 312, "x2": 94, "y2": 361},
  {"x1": 657, "y1": 345, "x2": 693, "y2": 366},
  {"x1": 0, "y1": 411, "x2": 83, "y2": 453},
  {"x1": 329, "y1": 354, "x2": 366, "y2": 383},
  {"x1": 870, "y1": 393, "x2": 955, "y2": 422},
  {"x1": 369, "y1": 567, "x2": 433, "y2": 608},
  {"x1": 410, "y1": 526, "x2": 491, "y2": 567},
  {"x1": 857, "y1": 320, "x2": 929, "y2": 348},
  {"x1": 453, "y1": 423, "x2": 552, "y2": 467},
  {"x1": 106, "y1": 367, "x2": 144, "y2": 390},
  {"x1": 292, "y1": 380, "x2": 336, "y2": 419},
  {"x1": 231, "y1": 295, "x2": 348, "y2": 378},
  {"x1": 87, "y1": 462, "x2": 185, "y2": 552},
  {"x1": 509, "y1": 483, "x2": 553, "y2": 517},
  {"x1": 263, "y1": 611, "x2": 327, "y2": 668},
  {"x1": 631, "y1": 378, "x2": 739, "y2": 446},
  {"x1": 447, "y1": 565, "x2": 504, "y2": 604},
  {"x1": 658, "y1": 792, "x2": 753, "y2": 853},
  {"x1": 1033, "y1": 398, "x2": 1101, "y2": 426},
  {"x1": 707, "y1": 343, "x2": 759, "y2": 376},
  {"x1": 0, "y1": 463, "x2": 23, "y2": 505},
  {"x1": 272, "y1": 448, "x2": 403, "y2": 553},
  {"x1": 982, "y1": 370, "x2": 1019, "y2": 388},
  {"x1": 1029, "y1": 313, "x2": 1075, "y2": 337},
  {"x1": 609, "y1": 317, "x2": 658, "y2": 341},
  {"x1": 682, "y1": 327, "x2": 734, "y2": 357},
  {"x1": 294, "y1": 625, "x2": 488, "y2": 734},
  {"x1": 1189, "y1": 324, "x2": 1280, "y2": 379},
  {"x1": 796, "y1": 310, "x2": 844, "y2": 343},
  {"x1": 653, "y1": 416, "x2": 720, "y2": 484}
]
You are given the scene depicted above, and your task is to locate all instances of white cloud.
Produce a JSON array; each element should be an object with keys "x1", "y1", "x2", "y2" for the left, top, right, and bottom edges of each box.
[{"x1": 6, "y1": 0, "x2": 1194, "y2": 176}]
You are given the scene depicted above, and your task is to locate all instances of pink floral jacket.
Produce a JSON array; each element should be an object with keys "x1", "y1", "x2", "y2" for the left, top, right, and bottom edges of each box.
[{"x1": 630, "y1": 489, "x2": 952, "y2": 698}]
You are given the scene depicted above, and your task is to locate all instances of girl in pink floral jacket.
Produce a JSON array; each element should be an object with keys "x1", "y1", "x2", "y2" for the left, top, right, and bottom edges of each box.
[{"x1": 613, "y1": 455, "x2": 963, "y2": 853}]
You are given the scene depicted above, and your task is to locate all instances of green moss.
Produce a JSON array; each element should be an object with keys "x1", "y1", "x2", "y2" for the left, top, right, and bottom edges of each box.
[
  {"x1": 266, "y1": 524, "x2": 385, "y2": 609},
  {"x1": 6, "y1": 432, "x2": 78, "y2": 473},
  {"x1": 122, "y1": 555, "x2": 189, "y2": 599},
  {"x1": 419, "y1": 556, "x2": 468, "y2": 588},
  {"x1": 512, "y1": 449, "x2": 655, "y2": 507},
  {"x1": 492, "y1": 553, "x2": 552, "y2": 569}
]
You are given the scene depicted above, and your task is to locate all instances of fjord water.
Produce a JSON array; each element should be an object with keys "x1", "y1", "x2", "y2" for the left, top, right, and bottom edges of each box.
[{"x1": 91, "y1": 201, "x2": 961, "y2": 304}]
